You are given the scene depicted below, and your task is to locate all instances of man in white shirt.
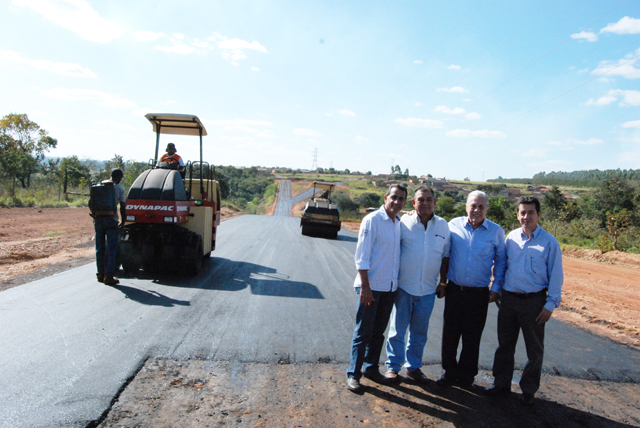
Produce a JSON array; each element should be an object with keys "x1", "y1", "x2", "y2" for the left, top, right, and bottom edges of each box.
[
  {"x1": 384, "y1": 186, "x2": 450, "y2": 383},
  {"x1": 347, "y1": 184, "x2": 407, "y2": 392}
]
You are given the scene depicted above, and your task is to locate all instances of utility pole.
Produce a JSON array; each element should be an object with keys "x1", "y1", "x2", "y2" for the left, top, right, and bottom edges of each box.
[{"x1": 312, "y1": 148, "x2": 318, "y2": 175}]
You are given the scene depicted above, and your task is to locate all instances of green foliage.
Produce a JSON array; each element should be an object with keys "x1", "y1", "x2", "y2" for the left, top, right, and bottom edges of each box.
[
  {"x1": 0, "y1": 113, "x2": 57, "y2": 195},
  {"x1": 356, "y1": 192, "x2": 381, "y2": 208},
  {"x1": 488, "y1": 168, "x2": 640, "y2": 187},
  {"x1": 332, "y1": 189, "x2": 359, "y2": 212},
  {"x1": 215, "y1": 166, "x2": 275, "y2": 211}
]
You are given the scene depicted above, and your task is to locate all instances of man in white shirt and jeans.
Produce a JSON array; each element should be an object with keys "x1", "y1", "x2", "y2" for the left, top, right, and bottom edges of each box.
[
  {"x1": 384, "y1": 186, "x2": 451, "y2": 383},
  {"x1": 347, "y1": 184, "x2": 407, "y2": 392}
]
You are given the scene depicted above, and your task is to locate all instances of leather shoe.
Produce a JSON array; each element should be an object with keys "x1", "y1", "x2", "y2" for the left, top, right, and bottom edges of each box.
[
  {"x1": 384, "y1": 369, "x2": 401, "y2": 382},
  {"x1": 363, "y1": 370, "x2": 390, "y2": 385},
  {"x1": 407, "y1": 369, "x2": 429, "y2": 384},
  {"x1": 347, "y1": 377, "x2": 362, "y2": 392},
  {"x1": 97, "y1": 273, "x2": 105, "y2": 283},
  {"x1": 103, "y1": 276, "x2": 120, "y2": 286},
  {"x1": 521, "y1": 392, "x2": 535, "y2": 406},
  {"x1": 481, "y1": 384, "x2": 511, "y2": 397},
  {"x1": 436, "y1": 376, "x2": 452, "y2": 388}
]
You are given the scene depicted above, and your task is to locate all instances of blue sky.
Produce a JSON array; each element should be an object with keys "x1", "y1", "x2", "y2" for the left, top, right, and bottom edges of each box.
[{"x1": 1, "y1": 0, "x2": 639, "y2": 181}]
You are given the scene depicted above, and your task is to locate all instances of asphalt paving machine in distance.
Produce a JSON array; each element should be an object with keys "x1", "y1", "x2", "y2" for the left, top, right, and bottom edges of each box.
[
  {"x1": 119, "y1": 113, "x2": 221, "y2": 275},
  {"x1": 300, "y1": 181, "x2": 341, "y2": 239}
]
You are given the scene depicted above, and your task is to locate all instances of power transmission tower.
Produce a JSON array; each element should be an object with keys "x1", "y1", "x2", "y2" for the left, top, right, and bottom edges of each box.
[{"x1": 312, "y1": 148, "x2": 318, "y2": 171}]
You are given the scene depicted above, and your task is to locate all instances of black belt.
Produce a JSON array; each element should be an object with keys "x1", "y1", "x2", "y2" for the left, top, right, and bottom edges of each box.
[
  {"x1": 502, "y1": 289, "x2": 547, "y2": 299},
  {"x1": 448, "y1": 281, "x2": 488, "y2": 293}
]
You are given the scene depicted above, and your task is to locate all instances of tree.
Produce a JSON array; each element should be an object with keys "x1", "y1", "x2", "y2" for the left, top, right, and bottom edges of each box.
[
  {"x1": 542, "y1": 186, "x2": 566, "y2": 221},
  {"x1": 593, "y1": 178, "x2": 636, "y2": 227},
  {"x1": 0, "y1": 113, "x2": 57, "y2": 195},
  {"x1": 357, "y1": 192, "x2": 381, "y2": 208}
]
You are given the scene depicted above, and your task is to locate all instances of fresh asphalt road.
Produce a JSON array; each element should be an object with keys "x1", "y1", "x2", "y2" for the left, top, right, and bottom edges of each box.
[{"x1": 1, "y1": 215, "x2": 640, "y2": 428}]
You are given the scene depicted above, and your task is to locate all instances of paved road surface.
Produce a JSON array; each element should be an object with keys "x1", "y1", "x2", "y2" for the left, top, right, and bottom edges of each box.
[
  {"x1": 1, "y1": 215, "x2": 639, "y2": 427},
  {"x1": 273, "y1": 179, "x2": 321, "y2": 217}
]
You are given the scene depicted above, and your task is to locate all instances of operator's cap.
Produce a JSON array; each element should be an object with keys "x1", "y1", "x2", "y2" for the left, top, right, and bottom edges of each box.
[
  {"x1": 111, "y1": 168, "x2": 124, "y2": 178},
  {"x1": 166, "y1": 143, "x2": 176, "y2": 151}
]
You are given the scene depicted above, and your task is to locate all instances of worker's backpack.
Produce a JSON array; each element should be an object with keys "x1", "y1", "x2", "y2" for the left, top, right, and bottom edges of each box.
[{"x1": 89, "y1": 181, "x2": 117, "y2": 218}]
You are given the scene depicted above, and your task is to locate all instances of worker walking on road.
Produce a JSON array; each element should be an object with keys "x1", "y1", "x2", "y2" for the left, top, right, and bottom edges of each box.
[
  {"x1": 346, "y1": 184, "x2": 407, "y2": 392},
  {"x1": 94, "y1": 168, "x2": 127, "y2": 286}
]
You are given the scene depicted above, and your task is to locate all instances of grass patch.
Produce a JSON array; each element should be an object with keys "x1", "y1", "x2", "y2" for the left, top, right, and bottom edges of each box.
[{"x1": 43, "y1": 230, "x2": 66, "y2": 236}]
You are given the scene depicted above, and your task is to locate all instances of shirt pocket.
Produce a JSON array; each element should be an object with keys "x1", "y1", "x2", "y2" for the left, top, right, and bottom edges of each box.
[
  {"x1": 526, "y1": 248, "x2": 546, "y2": 275},
  {"x1": 432, "y1": 236, "x2": 446, "y2": 255}
]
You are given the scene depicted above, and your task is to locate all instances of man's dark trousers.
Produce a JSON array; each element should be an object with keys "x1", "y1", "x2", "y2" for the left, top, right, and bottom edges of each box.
[
  {"x1": 492, "y1": 290, "x2": 546, "y2": 394},
  {"x1": 94, "y1": 217, "x2": 119, "y2": 277},
  {"x1": 347, "y1": 289, "x2": 397, "y2": 380},
  {"x1": 441, "y1": 281, "x2": 489, "y2": 385}
]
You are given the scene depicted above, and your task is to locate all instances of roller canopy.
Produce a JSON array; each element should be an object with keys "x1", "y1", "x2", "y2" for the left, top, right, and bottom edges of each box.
[{"x1": 145, "y1": 113, "x2": 207, "y2": 136}]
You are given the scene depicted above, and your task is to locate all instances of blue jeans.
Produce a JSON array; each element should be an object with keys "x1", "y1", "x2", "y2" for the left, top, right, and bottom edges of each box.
[
  {"x1": 94, "y1": 217, "x2": 119, "y2": 277},
  {"x1": 347, "y1": 287, "x2": 397, "y2": 380},
  {"x1": 386, "y1": 288, "x2": 436, "y2": 372}
]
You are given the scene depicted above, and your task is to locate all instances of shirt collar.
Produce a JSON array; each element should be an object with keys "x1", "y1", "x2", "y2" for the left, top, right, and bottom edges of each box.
[
  {"x1": 465, "y1": 216, "x2": 488, "y2": 230},
  {"x1": 378, "y1": 205, "x2": 399, "y2": 222},
  {"x1": 520, "y1": 225, "x2": 541, "y2": 240}
]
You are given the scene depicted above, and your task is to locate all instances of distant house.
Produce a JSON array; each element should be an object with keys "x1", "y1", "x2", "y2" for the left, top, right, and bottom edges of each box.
[
  {"x1": 499, "y1": 188, "x2": 522, "y2": 199},
  {"x1": 565, "y1": 194, "x2": 581, "y2": 200},
  {"x1": 428, "y1": 177, "x2": 449, "y2": 187},
  {"x1": 440, "y1": 184, "x2": 460, "y2": 191}
]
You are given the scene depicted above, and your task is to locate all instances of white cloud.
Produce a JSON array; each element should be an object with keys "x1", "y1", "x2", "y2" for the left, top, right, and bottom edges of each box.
[
  {"x1": 173, "y1": 33, "x2": 185, "y2": 40},
  {"x1": 612, "y1": 89, "x2": 640, "y2": 106},
  {"x1": 338, "y1": 109, "x2": 356, "y2": 117},
  {"x1": 133, "y1": 30, "x2": 164, "y2": 42},
  {"x1": 568, "y1": 138, "x2": 604, "y2": 145},
  {"x1": 522, "y1": 149, "x2": 547, "y2": 158},
  {"x1": 586, "y1": 89, "x2": 640, "y2": 106},
  {"x1": 622, "y1": 120, "x2": 640, "y2": 128},
  {"x1": 437, "y1": 86, "x2": 468, "y2": 93},
  {"x1": 394, "y1": 117, "x2": 444, "y2": 128},
  {"x1": 292, "y1": 128, "x2": 320, "y2": 136},
  {"x1": 208, "y1": 32, "x2": 268, "y2": 65},
  {"x1": 355, "y1": 136, "x2": 369, "y2": 144},
  {"x1": 601, "y1": 16, "x2": 640, "y2": 34},
  {"x1": 41, "y1": 88, "x2": 137, "y2": 108},
  {"x1": 434, "y1": 105, "x2": 466, "y2": 115},
  {"x1": 445, "y1": 129, "x2": 506, "y2": 138},
  {"x1": 414, "y1": 102, "x2": 423, "y2": 106},
  {"x1": 414, "y1": 60, "x2": 423, "y2": 64},
  {"x1": 448, "y1": 64, "x2": 461, "y2": 70},
  {"x1": 0, "y1": 49, "x2": 96, "y2": 78},
  {"x1": 592, "y1": 49, "x2": 640, "y2": 79},
  {"x1": 465, "y1": 112, "x2": 482, "y2": 120},
  {"x1": 571, "y1": 31, "x2": 598, "y2": 42},
  {"x1": 584, "y1": 95, "x2": 617, "y2": 105},
  {"x1": 251, "y1": 66, "x2": 260, "y2": 71},
  {"x1": 12, "y1": 0, "x2": 123, "y2": 43}
]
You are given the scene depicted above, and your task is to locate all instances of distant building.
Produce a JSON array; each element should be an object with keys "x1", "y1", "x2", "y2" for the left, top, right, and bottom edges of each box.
[{"x1": 499, "y1": 188, "x2": 522, "y2": 199}]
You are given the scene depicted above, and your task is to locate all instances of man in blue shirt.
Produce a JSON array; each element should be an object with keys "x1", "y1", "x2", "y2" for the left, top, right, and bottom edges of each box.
[
  {"x1": 483, "y1": 196, "x2": 563, "y2": 406},
  {"x1": 438, "y1": 190, "x2": 507, "y2": 390},
  {"x1": 347, "y1": 184, "x2": 407, "y2": 392}
]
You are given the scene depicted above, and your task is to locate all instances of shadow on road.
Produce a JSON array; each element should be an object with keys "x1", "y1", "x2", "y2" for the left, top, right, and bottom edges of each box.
[
  {"x1": 111, "y1": 284, "x2": 191, "y2": 307},
  {"x1": 366, "y1": 381, "x2": 631, "y2": 428},
  {"x1": 141, "y1": 258, "x2": 324, "y2": 299}
]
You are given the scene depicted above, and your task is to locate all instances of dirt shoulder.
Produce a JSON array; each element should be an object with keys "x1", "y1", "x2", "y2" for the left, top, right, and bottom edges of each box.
[
  {"x1": 97, "y1": 360, "x2": 640, "y2": 428},
  {"x1": 0, "y1": 206, "x2": 244, "y2": 292}
]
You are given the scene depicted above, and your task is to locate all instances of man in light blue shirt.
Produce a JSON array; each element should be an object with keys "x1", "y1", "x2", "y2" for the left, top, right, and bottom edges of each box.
[
  {"x1": 384, "y1": 186, "x2": 450, "y2": 383},
  {"x1": 483, "y1": 196, "x2": 563, "y2": 406},
  {"x1": 438, "y1": 190, "x2": 507, "y2": 390},
  {"x1": 347, "y1": 184, "x2": 407, "y2": 392}
]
